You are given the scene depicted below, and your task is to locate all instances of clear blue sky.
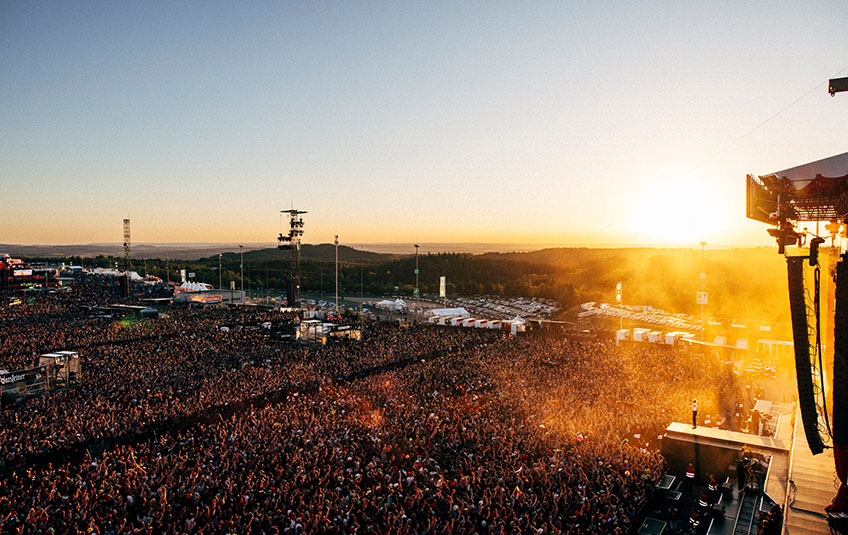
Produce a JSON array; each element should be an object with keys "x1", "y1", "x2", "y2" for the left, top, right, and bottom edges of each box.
[{"x1": 2, "y1": 1, "x2": 847, "y2": 247}]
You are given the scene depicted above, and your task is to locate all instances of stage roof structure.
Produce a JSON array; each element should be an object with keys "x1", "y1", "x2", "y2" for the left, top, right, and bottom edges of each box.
[{"x1": 748, "y1": 151, "x2": 848, "y2": 224}]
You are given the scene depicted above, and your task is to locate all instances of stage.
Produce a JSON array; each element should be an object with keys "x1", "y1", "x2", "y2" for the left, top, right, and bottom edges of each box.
[{"x1": 658, "y1": 403, "x2": 836, "y2": 534}]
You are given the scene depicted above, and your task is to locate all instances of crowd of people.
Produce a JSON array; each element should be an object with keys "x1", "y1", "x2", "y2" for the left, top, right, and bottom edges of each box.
[
  {"x1": 0, "y1": 275, "x2": 744, "y2": 534},
  {"x1": 0, "y1": 302, "x2": 479, "y2": 467}
]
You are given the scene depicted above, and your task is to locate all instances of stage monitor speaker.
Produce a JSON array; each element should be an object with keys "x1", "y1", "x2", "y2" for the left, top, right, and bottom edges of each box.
[
  {"x1": 833, "y1": 254, "x2": 848, "y2": 447},
  {"x1": 787, "y1": 256, "x2": 825, "y2": 454}
]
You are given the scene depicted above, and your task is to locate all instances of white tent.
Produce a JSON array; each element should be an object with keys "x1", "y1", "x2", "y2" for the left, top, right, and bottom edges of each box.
[
  {"x1": 375, "y1": 299, "x2": 408, "y2": 311},
  {"x1": 426, "y1": 307, "x2": 469, "y2": 317},
  {"x1": 510, "y1": 315, "x2": 527, "y2": 324},
  {"x1": 178, "y1": 281, "x2": 212, "y2": 292},
  {"x1": 91, "y1": 268, "x2": 148, "y2": 281}
]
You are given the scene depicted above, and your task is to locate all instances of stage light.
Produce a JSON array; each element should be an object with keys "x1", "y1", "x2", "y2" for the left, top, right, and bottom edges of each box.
[
  {"x1": 278, "y1": 210, "x2": 307, "y2": 307},
  {"x1": 829, "y1": 77, "x2": 848, "y2": 96}
]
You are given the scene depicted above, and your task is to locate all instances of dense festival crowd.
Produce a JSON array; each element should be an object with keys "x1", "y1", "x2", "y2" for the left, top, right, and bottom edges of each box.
[
  {"x1": 0, "y1": 275, "x2": 742, "y2": 534},
  {"x1": 0, "y1": 306, "x2": 479, "y2": 467}
]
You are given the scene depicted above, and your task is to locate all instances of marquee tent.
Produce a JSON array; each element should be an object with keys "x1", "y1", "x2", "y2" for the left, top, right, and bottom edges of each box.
[{"x1": 426, "y1": 307, "x2": 469, "y2": 317}]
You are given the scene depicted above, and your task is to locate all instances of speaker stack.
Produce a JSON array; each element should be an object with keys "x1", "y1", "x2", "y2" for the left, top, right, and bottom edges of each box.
[{"x1": 787, "y1": 256, "x2": 825, "y2": 454}]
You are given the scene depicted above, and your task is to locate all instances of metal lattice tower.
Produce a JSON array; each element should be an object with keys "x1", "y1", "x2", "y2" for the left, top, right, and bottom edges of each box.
[
  {"x1": 123, "y1": 218, "x2": 131, "y2": 272},
  {"x1": 278, "y1": 209, "x2": 307, "y2": 307}
]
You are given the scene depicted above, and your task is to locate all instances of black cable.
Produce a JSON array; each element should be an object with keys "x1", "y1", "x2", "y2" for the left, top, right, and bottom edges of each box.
[
  {"x1": 695, "y1": 63, "x2": 848, "y2": 170},
  {"x1": 814, "y1": 265, "x2": 834, "y2": 439}
]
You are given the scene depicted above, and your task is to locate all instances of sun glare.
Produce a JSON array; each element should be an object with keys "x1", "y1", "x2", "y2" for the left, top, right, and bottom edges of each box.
[{"x1": 630, "y1": 176, "x2": 731, "y2": 245}]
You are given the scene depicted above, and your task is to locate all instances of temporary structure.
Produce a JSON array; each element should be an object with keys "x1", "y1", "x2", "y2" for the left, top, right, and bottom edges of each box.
[{"x1": 426, "y1": 307, "x2": 469, "y2": 317}]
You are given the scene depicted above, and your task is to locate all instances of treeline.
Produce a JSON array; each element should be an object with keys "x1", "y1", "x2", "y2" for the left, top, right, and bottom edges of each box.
[
  {"x1": 488, "y1": 247, "x2": 793, "y2": 324},
  {"x1": 29, "y1": 245, "x2": 797, "y2": 324}
]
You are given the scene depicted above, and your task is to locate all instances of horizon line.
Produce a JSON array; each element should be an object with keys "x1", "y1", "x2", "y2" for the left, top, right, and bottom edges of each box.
[{"x1": 1, "y1": 240, "x2": 775, "y2": 251}]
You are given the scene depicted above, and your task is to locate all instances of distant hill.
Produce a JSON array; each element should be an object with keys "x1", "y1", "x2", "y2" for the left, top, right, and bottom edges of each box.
[
  {"x1": 0, "y1": 243, "x2": 268, "y2": 260},
  {"x1": 209, "y1": 244, "x2": 397, "y2": 264},
  {"x1": 2, "y1": 242, "x2": 398, "y2": 262},
  {"x1": 475, "y1": 246, "x2": 791, "y2": 324}
]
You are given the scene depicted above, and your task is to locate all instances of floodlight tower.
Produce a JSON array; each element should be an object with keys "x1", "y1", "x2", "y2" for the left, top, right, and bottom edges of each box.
[
  {"x1": 334, "y1": 235, "x2": 339, "y2": 313},
  {"x1": 123, "y1": 218, "x2": 131, "y2": 272},
  {"x1": 700, "y1": 241, "x2": 706, "y2": 339},
  {"x1": 278, "y1": 209, "x2": 307, "y2": 307},
  {"x1": 414, "y1": 244, "x2": 420, "y2": 298}
]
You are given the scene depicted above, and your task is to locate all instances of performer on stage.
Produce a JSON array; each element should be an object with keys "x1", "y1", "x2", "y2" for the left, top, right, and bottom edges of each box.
[{"x1": 692, "y1": 399, "x2": 698, "y2": 429}]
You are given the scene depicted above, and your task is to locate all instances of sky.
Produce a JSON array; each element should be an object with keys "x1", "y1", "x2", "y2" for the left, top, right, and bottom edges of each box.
[{"x1": 1, "y1": 1, "x2": 847, "y2": 249}]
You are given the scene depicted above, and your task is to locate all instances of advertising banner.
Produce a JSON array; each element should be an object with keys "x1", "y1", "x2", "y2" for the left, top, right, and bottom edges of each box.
[{"x1": 0, "y1": 365, "x2": 48, "y2": 397}]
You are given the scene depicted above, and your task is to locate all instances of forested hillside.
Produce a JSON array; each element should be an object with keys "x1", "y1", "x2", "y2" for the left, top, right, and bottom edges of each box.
[{"x1": 35, "y1": 245, "x2": 798, "y2": 325}]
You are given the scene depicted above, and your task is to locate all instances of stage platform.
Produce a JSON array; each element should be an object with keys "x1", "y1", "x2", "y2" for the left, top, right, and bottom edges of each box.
[
  {"x1": 662, "y1": 404, "x2": 793, "y2": 497},
  {"x1": 664, "y1": 421, "x2": 790, "y2": 453},
  {"x1": 655, "y1": 403, "x2": 836, "y2": 535}
]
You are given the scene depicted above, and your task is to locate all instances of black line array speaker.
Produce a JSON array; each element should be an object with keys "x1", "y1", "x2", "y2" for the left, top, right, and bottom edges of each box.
[
  {"x1": 286, "y1": 279, "x2": 294, "y2": 307},
  {"x1": 833, "y1": 254, "x2": 848, "y2": 448},
  {"x1": 118, "y1": 274, "x2": 129, "y2": 298},
  {"x1": 787, "y1": 256, "x2": 825, "y2": 454}
]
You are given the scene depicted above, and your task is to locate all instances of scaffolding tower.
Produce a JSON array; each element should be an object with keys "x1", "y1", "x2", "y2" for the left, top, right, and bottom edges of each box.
[
  {"x1": 278, "y1": 209, "x2": 307, "y2": 307},
  {"x1": 123, "y1": 218, "x2": 131, "y2": 272}
]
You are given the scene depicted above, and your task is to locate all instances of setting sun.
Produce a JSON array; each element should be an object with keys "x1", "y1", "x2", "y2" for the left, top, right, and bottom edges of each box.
[{"x1": 630, "y1": 175, "x2": 733, "y2": 245}]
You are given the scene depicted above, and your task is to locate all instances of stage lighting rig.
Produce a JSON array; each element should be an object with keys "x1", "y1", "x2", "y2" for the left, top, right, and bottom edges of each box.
[
  {"x1": 830, "y1": 77, "x2": 848, "y2": 97},
  {"x1": 278, "y1": 209, "x2": 307, "y2": 307},
  {"x1": 747, "y1": 152, "x2": 848, "y2": 253}
]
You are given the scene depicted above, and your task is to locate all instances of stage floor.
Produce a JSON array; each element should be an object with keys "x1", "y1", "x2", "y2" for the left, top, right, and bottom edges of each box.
[{"x1": 653, "y1": 403, "x2": 833, "y2": 535}]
